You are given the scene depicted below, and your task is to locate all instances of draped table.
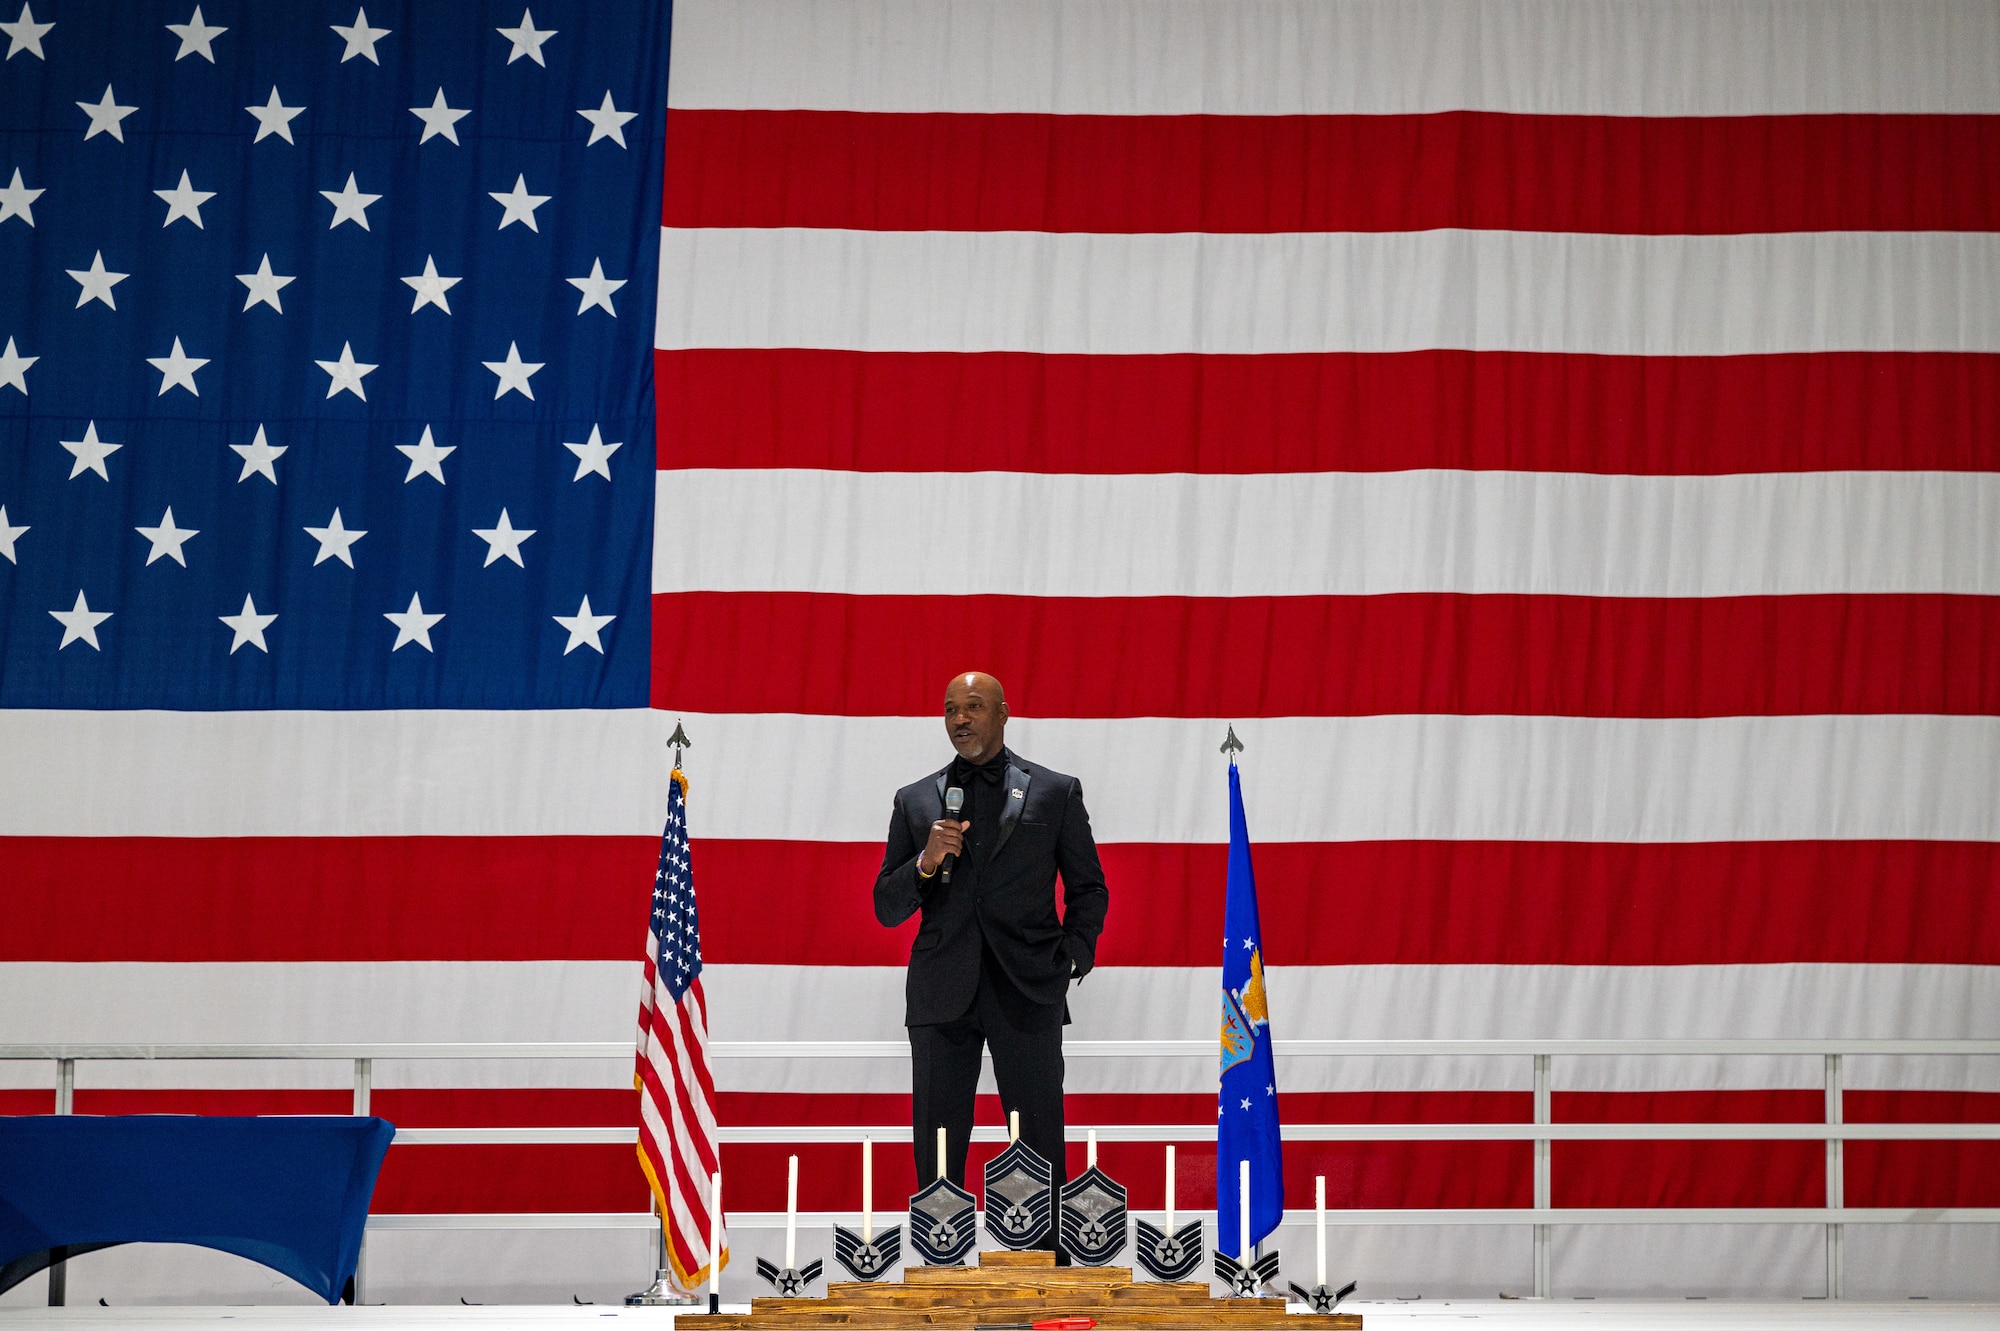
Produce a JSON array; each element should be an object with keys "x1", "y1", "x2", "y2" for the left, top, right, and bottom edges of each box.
[{"x1": 0, "y1": 1115, "x2": 394, "y2": 1303}]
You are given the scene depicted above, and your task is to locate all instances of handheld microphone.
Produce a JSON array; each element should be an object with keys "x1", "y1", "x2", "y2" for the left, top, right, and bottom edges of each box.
[{"x1": 941, "y1": 786, "x2": 965, "y2": 884}]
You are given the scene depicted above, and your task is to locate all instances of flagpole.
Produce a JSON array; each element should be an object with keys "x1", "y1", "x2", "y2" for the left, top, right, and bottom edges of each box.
[
  {"x1": 1216, "y1": 720, "x2": 1282, "y2": 1282},
  {"x1": 626, "y1": 719, "x2": 703, "y2": 1307}
]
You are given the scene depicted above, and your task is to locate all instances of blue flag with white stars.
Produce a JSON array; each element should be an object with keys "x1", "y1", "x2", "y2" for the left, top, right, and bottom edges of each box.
[
  {"x1": 1217, "y1": 758, "x2": 1283, "y2": 1255},
  {"x1": 0, "y1": 0, "x2": 667, "y2": 707}
]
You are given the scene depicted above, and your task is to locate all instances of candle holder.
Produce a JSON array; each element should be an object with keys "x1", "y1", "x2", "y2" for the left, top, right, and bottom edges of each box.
[
  {"x1": 1286, "y1": 1176, "x2": 1354, "y2": 1311},
  {"x1": 1214, "y1": 1246, "x2": 1281, "y2": 1298},
  {"x1": 1288, "y1": 1278, "x2": 1358, "y2": 1313},
  {"x1": 1057, "y1": 1165, "x2": 1128, "y2": 1266},
  {"x1": 752, "y1": 1154, "x2": 821, "y2": 1296},
  {"x1": 908, "y1": 1176, "x2": 978, "y2": 1266},
  {"x1": 752, "y1": 1256, "x2": 822, "y2": 1297},
  {"x1": 831, "y1": 1223, "x2": 902, "y2": 1281},
  {"x1": 1133, "y1": 1143, "x2": 1202, "y2": 1282},
  {"x1": 832, "y1": 1138, "x2": 900, "y2": 1280},
  {"x1": 982, "y1": 1137, "x2": 1054, "y2": 1251},
  {"x1": 1132, "y1": 1217, "x2": 1204, "y2": 1282}
]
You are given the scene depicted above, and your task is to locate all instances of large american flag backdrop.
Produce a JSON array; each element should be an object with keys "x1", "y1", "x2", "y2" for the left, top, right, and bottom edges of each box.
[{"x1": 5, "y1": 0, "x2": 2000, "y2": 1303}]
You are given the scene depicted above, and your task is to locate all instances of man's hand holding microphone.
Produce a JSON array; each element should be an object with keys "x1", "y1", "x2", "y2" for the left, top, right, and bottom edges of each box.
[{"x1": 917, "y1": 786, "x2": 967, "y2": 882}]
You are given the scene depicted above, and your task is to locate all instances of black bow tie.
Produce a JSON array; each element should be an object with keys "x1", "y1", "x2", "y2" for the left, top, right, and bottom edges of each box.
[{"x1": 955, "y1": 754, "x2": 1007, "y2": 786}]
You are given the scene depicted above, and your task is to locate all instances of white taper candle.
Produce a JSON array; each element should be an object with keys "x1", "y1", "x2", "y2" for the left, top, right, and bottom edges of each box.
[
  {"x1": 1087, "y1": 1128, "x2": 1097, "y2": 1169},
  {"x1": 785, "y1": 1155, "x2": 799, "y2": 1270},
  {"x1": 1238, "y1": 1158, "x2": 1251, "y2": 1261},
  {"x1": 862, "y1": 1137, "x2": 873, "y2": 1242},
  {"x1": 1315, "y1": 1175, "x2": 1327, "y2": 1286},
  {"x1": 937, "y1": 1125, "x2": 947, "y2": 1182},
  {"x1": 1009, "y1": 1109, "x2": 1020, "y2": 1143},
  {"x1": 709, "y1": 1170, "x2": 723, "y2": 1296},
  {"x1": 1164, "y1": 1144, "x2": 1176, "y2": 1231}
]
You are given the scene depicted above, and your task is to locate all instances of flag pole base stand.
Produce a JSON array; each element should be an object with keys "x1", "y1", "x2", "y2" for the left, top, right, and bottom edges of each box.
[
  {"x1": 624, "y1": 1270, "x2": 700, "y2": 1306},
  {"x1": 680, "y1": 1248, "x2": 1359, "y2": 1328}
]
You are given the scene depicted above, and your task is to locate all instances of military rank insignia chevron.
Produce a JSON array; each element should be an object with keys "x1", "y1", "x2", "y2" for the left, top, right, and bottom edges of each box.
[
  {"x1": 832, "y1": 1223, "x2": 902, "y2": 1281},
  {"x1": 983, "y1": 1138, "x2": 1055, "y2": 1250},
  {"x1": 908, "y1": 1176, "x2": 978, "y2": 1266},
  {"x1": 1214, "y1": 1247, "x2": 1282, "y2": 1298},
  {"x1": 1132, "y1": 1218, "x2": 1204, "y2": 1282},
  {"x1": 1058, "y1": 1166, "x2": 1128, "y2": 1266},
  {"x1": 754, "y1": 1257, "x2": 823, "y2": 1297},
  {"x1": 1289, "y1": 1278, "x2": 1358, "y2": 1313}
]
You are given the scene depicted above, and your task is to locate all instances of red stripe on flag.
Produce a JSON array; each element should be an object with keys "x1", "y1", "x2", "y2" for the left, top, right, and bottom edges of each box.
[
  {"x1": 662, "y1": 111, "x2": 2000, "y2": 235},
  {"x1": 650, "y1": 592, "x2": 2000, "y2": 719},
  {"x1": 657, "y1": 349, "x2": 2000, "y2": 475},
  {"x1": 1846, "y1": 1091, "x2": 2000, "y2": 1207},
  {"x1": 375, "y1": 1144, "x2": 653, "y2": 1214},
  {"x1": 695, "y1": 840, "x2": 2000, "y2": 969},
  {"x1": 0, "y1": 835, "x2": 655, "y2": 962},
  {"x1": 10, "y1": 838, "x2": 1999, "y2": 966}
]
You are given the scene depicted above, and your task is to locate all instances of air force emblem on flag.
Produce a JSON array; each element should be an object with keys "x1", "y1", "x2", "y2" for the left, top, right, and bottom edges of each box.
[
  {"x1": 1058, "y1": 1166, "x2": 1128, "y2": 1265},
  {"x1": 1220, "y1": 947, "x2": 1270, "y2": 1076},
  {"x1": 983, "y1": 1138, "x2": 1054, "y2": 1249},
  {"x1": 908, "y1": 1177, "x2": 977, "y2": 1266}
]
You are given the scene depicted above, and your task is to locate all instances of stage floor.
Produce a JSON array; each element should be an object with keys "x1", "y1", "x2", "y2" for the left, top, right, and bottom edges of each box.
[{"x1": 2, "y1": 1302, "x2": 1995, "y2": 1331}]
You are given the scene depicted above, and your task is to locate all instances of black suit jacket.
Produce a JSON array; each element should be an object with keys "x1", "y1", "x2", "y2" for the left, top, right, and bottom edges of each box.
[{"x1": 874, "y1": 753, "x2": 1110, "y2": 1026}]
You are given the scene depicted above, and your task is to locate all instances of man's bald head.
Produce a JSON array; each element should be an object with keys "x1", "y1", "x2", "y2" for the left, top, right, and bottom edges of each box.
[{"x1": 943, "y1": 672, "x2": 1008, "y2": 763}]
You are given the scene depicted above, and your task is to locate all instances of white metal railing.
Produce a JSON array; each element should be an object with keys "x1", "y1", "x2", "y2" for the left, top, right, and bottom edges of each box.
[{"x1": 6, "y1": 1038, "x2": 1998, "y2": 1301}]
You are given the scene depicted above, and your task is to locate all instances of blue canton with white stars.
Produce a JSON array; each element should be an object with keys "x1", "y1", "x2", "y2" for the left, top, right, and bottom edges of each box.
[
  {"x1": 652, "y1": 773, "x2": 701, "y2": 1002},
  {"x1": 0, "y1": 0, "x2": 668, "y2": 707}
]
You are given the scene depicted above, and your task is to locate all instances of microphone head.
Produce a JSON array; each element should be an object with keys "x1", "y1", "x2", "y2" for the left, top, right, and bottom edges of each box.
[{"x1": 944, "y1": 786, "x2": 965, "y2": 816}]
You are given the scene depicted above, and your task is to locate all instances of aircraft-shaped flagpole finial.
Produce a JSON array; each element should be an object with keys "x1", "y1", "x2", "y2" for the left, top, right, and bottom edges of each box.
[
  {"x1": 667, "y1": 720, "x2": 692, "y2": 770},
  {"x1": 1220, "y1": 724, "x2": 1245, "y2": 759}
]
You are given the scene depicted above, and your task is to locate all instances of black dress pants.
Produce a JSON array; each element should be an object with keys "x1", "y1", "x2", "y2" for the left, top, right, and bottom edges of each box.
[{"x1": 909, "y1": 953, "x2": 1066, "y2": 1250}]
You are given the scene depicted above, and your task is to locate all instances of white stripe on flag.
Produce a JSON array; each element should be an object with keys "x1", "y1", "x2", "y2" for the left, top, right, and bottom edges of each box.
[
  {"x1": 0, "y1": 708, "x2": 672, "y2": 837},
  {"x1": 653, "y1": 468, "x2": 2000, "y2": 599},
  {"x1": 665, "y1": 0, "x2": 2000, "y2": 116},
  {"x1": 657, "y1": 228, "x2": 2000, "y2": 355},
  {"x1": 8, "y1": 710, "x2": 1998, "y2": 843}
]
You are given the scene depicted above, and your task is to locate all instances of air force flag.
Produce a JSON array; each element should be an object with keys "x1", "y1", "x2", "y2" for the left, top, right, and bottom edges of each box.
[{"x1": 1218, "y1": 760, "x2": 1283, "y2": 1256}]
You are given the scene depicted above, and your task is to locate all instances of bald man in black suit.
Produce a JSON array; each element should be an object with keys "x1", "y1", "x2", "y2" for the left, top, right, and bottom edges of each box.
[{"x1": 874, "y1": 672, "x2": 1111, "y2": 1253}]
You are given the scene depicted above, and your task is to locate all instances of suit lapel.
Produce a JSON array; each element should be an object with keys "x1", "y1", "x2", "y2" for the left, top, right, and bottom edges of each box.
[{"x1": 991, "y1": 761, "x2": 1032, "y2": 859}]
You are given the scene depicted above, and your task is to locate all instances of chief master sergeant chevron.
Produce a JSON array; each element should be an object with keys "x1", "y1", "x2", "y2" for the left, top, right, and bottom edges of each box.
[{"x1": 874, "y1": 672, "x2": 1110, "y2": 1256}]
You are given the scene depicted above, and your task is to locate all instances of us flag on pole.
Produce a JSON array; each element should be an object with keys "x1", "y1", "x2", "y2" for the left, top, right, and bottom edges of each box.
[{"x1": 635, "y1": 765, "x2": 725, "y2": 1293}]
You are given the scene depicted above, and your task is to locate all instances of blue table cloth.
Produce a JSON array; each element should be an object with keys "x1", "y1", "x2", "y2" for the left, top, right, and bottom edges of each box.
[{"x1": 0, "y1": 1115, "x2": 394, "y2": 1303}]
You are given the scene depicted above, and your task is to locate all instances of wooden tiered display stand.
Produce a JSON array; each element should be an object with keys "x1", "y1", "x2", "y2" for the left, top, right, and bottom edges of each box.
[{"x1": 693, "y1": 1249, "x2": 1360, "y2": 1329}]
